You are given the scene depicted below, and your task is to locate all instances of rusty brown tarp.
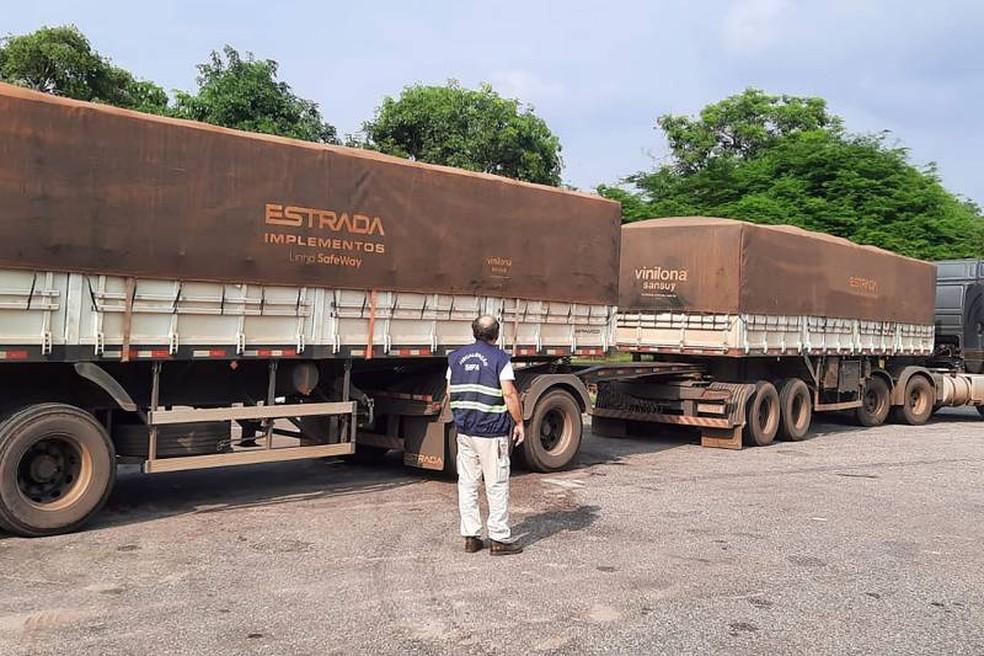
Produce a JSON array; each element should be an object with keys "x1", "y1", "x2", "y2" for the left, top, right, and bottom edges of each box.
[
  {"x1": 0, "y1": 83, "x2": 620, "y2": 306},
  {"x1": 619, "y1": 217, "x2": 936, "y2": 324}
]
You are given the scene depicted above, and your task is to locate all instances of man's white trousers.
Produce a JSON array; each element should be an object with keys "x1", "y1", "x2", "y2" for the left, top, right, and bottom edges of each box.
[{"x1": 456, "y1": 433, "x2": 512, "y2": 542}]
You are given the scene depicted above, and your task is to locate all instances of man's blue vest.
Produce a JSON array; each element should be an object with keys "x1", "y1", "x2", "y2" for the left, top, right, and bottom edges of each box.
[{"x1": 447, "y1": 340, "x2": 513, "y2": 437}]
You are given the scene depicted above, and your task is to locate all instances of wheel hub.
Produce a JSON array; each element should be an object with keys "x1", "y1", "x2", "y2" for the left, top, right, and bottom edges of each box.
[
  {"x1": 17, "y1": 437, "x2": 83, "y2": 505},
  {"x1": 30, "y1": 453, "x2": 61, "y2": 482},
  {"x1": 539, "y1": 410, "x2": 563, "y2": 452}
]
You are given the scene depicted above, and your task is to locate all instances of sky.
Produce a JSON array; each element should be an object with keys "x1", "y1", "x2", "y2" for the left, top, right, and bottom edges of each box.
[{"x1": 4, "y1": 0, "x2": 984, "y2": 203}]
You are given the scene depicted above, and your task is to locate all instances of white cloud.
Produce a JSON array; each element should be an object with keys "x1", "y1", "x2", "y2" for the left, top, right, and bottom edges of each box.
[
  {"x1": 489, "y1": 69, "x2": 566, "y2": 106},
  {"x1": 722, "y1": 0, "x2": 792, "y2": 53}
]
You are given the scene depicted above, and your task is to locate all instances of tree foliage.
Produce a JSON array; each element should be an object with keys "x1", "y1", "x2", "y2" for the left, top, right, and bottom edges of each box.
[
  {"x1": 600, "y1": 89, "x2": 983, "y2": 260},
  {"x1": 173, "y1": 46, "x2": 337, "y2": 143},
  {"x1": 0, "y1": 25, "x2": 168, "y2": 114},
  {"x1": 360, "y1": 81, "x2": 563, "y2": 186}
]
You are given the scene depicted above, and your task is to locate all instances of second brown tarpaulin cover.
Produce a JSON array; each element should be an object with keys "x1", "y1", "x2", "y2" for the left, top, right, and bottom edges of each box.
[
  {"x1": 619, "y1": 217, "x2": 936, "y2": 324},
  {"x1": 0, "y1": 83, "x2": 621, "y2": 306}
]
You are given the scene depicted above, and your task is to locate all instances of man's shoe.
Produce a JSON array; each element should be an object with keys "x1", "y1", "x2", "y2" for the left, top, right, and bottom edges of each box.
[
  {"x1": 489, "y1": 540, "x2": 523, "y2": 556},
  {"x1": 464, "y1": 536, "x2": 484, "y2": 553}
]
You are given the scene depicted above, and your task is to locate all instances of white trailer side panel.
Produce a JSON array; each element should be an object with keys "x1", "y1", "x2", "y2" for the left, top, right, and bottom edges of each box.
[
  {"x1": 617, "y1": 311, "x2": 934, "y2": 357},
  {"x1": 0, "y1": 270, "x2": 615, "y2": 360}
]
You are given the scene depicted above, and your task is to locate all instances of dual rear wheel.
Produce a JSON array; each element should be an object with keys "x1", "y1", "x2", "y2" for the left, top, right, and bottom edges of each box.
[
  {"x1": 856, "y1": 375, "x2": 934, "y2": 427},
  {"x1": 742, "y1": 378, "x2": 812, "y2": 446}
]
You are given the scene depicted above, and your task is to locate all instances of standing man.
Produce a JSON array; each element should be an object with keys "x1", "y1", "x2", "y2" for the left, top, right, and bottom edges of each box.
[{"x1": 447, "y1": 315, "x2": 525, "y2": 555}]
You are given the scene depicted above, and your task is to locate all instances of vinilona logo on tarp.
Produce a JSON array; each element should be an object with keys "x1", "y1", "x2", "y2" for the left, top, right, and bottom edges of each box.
[
  {"x1": 262, "y1": 203, "x2": 387, "y2": 270},
  {"x1": 635, "y1": 265, "x2": 688, "y2": 297},
  {"x1": 486, "y1": 256, "x2": 513, "y2": 278}
]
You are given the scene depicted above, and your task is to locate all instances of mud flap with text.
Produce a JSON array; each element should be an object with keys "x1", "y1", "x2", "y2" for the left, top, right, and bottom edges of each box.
[{"x1": 402, "y1": 416, "x2": 451, "y2": 471}]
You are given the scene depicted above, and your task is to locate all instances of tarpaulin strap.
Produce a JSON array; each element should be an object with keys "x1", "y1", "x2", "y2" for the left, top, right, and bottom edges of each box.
[
  {"x1": 121, "y1": 277, "x2": 136, "y2": 363},
  {"x1": 26, "y1": 272, "x2": 37, "y2": 311},
  {"x1": 366, "y1": 289, "x2": 377, "y2": 360},
  {"x1": 85, "y1": 276, "x2": 98, "y2": 311},
  {"x1": 171, "y1": 281, "x2": 182, "y2": 314},
  {"x1": 512, "y1": 298, "x2": 520, "y2": 357}
]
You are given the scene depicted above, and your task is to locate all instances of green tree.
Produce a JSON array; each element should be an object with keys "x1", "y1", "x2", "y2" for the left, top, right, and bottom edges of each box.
[
  {"x1": 600, "y1": 89, "x2": 983, "y2": 260},
  {"x1": 173, "y1": 46, "x2": 337, "y2": 143},
  {"x1": 0, "y1": 25, "x2": 168, "y2": 114},
  {"x1": 360, "y1": 81, "x2": 563, "y2": 186}
]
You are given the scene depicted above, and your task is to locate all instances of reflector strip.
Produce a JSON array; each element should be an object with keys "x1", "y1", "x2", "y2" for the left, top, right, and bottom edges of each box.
[
  {"x1": 0, "y1": 350, "x2": 28, "y2": 360},
  {"x1": 392, "y1": 348, "x2": 432, "y2": 357},
  {"x1": 243, "y1": 348, "x2": 297, "y2": 358},
  {"x1": 193, "y1": 349, "x2": 228, "y2": 358},
  {"x1": 131, "y1": 349, "x2": 171, "y2": 359}
]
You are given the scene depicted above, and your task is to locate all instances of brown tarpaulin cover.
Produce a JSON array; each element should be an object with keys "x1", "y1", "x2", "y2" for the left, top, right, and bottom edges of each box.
[
  {"x1": 0, "y1": 83, "x2": 620, "y2": 305},
  {"x1": 619, "y1": 217, "x2": 936, "y2": 324}
]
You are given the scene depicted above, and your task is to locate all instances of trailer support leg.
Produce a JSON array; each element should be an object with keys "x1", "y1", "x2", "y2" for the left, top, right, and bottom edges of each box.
[
  {"x1": 264, "y1": 360, "x2": 278, "y2": 449},
  {"x1": 149, "y1": 361, "x2": 161, "y2": 462},
  {"x1": 342, "y1": 359, "x2": 355, "y2": 443}
]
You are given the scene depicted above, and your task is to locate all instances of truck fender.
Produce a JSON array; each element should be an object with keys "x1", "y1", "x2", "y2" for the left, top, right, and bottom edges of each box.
[
  {"x1": 889, "y1": 366, "x2": 935, "y2": 407},
  {"x1": 518, "y1": 374, "x2": 591, "y2": 421},
  {"x1": 73, "y1": 362, "x2": 139, "y2": 412}
]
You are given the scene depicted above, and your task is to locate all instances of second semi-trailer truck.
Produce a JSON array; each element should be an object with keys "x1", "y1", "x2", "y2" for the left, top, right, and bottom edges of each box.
[{"x1": 591, "y1": 218, "x2": 984, "y2": 447}]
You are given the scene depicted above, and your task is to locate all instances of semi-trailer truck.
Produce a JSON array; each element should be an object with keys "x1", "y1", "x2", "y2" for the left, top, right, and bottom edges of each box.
[{"x1": 0, "y1": 83, "x2": 618, "y2": 536}]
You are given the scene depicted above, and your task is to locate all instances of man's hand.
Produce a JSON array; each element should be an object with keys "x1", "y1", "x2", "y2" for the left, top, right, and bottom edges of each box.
[
  {"x1": 512, "y1": 421, "x2": 525, "y2": 445},
  {"x1": 501, "y1": 379, "x2": 524, "y2": 445}
]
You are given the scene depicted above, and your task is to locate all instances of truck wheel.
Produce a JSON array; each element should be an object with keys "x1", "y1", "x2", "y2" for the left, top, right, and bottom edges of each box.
[
  {"x1": 777, "y1": 378, "x2": 812, "y2": 441},
  {"x1": 855, "y1": 377, "x2": 890, "y2": 427},
  {"x1": 890, "y1": 375, "x2": 934, "y2": 426},
  {"x1": 743, "y1": 381, "x2": 779, "y2": 447},
  {"x1": 522, "y1": 390, "x2": 582, "y2": 472},
  {"x1": 0, "y1": 403, "x2": 116, "y2": 537}
]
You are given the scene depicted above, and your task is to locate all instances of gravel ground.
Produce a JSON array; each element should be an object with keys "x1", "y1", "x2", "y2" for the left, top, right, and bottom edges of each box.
[{"x1": 1, "y1": 409, "x2": 983, "y2": 655}]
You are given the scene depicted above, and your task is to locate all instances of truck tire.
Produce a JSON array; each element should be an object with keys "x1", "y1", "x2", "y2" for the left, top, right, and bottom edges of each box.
[
  {"x1": 890, "y1": 375, "x2": 934, "y2": 426},
  {"x1": 855, "y1": 377, "x2": 890, "y2": 427},
  {"x1": 113, "y1": 422, "x2": 231, "y2": 458},
  {"x1": 521, "y1": 389, "x2": 582, "y2": 472},
  {"x1": 0, "y1": 403, "x2": 116, "y2": 537},
  {"x1": 777, "y1": 378, "x2": 812, "y2": 441},
  {"x1": 743, "y1": 381, "x2": 779, "y2": 447}
]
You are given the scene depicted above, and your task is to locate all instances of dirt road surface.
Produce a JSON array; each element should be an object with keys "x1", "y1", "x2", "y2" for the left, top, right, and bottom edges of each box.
[{"x1": 2, "y1": 411, "x2": 982, "y2": 655}]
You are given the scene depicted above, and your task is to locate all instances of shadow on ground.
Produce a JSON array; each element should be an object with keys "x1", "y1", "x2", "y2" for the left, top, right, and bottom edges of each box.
[
  {"x1": 512, "y1": 504, "x2": 600, "y2": 547},
  {"x1": 83, "y1": 453, "x2": 423, "y2": 534}
]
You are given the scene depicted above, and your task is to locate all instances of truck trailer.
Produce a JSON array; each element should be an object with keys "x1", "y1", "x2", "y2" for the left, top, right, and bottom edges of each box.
[
  {"x1": 0, "y1": 83, "x2": 619, "y2": 536},
  {"x1": 3, "y1": 83, "x2": 983, "y2": 538},
  {"x1": 592, "y1": 217, "x2": 984, "y2": 447}
]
